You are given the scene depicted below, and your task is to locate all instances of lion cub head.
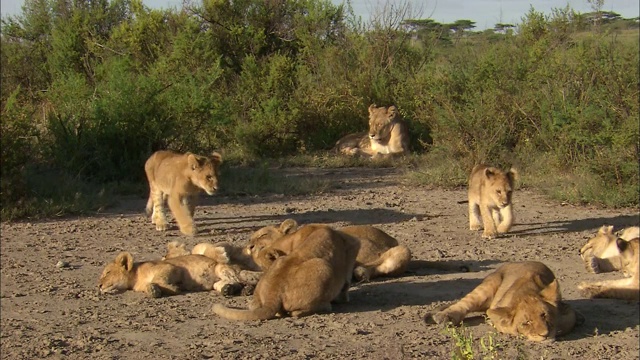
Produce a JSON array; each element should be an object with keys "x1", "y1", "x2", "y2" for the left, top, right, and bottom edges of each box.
[
  {"x1": 487, "y1": 280, "x2": 560, "y2": 342},
  {"x1": 618, "y1": 238, "x2": 639, "y2": 278},
  {"x1": 188, "y1": 152, "x2": 223, "y2": 195},
  {"x1": 368, "y1": 104, "x2": 401, "y2": 141},
  {"x1": 99, "y1": 252, "x2": 135, "y2": 294},
  {"x1": 482, "y1": 167, "x2": 517, "y2": 208},
  {"x1": 245, "y1": 219, "x2": 299, "y2": 258}
]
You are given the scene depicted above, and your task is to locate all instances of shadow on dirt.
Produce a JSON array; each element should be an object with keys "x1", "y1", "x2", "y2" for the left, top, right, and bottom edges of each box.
[
  {"x1": 512, "y1": 214, "x2": 640, "y2": 237},
  {"x1": 407, "y1": 259, "x2": 502, "y2": 275},
  {"x1": 559, "y1": 298, "x2": 640, "y2": 340}
]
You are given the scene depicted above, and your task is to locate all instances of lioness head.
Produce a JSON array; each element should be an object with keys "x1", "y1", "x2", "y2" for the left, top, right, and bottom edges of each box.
[
  {"x1": 244, "y1": 219, "x2": 299, "y2": 258},
  {"x1": 483, "y1": 167, "x2": 517, "y2": 208},
  {"x1": 99, "y1": 252, "x2": 135, "y2": 294},
  {"x1": 187, "y1": 152, "x2": 223, "y2": 196},
  {"x1": 487, "y1": 279, "x2": 560, "y2": 342},
  {"x1": 368, "y1": 104, "x2": 400, "y2": 141}
]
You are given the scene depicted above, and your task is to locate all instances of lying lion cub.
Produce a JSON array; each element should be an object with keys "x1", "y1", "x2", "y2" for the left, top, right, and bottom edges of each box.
[
  {"x1": 144, "y1": 150, "x2": 223, "y2": 236},
  {"x1": 468, "y1": 164, "x2": 517, "y2": 239},
  {"x1": 99, "y1": 252, "x2": 243, "y2": 298},
  {"x1": 211, "y1": 226, "x2": 360, "y2": 320},
  {"x1": 246, "y1": 219, "x2": 411, "y2": 281},
  {"x1": 579, "y1": 237, "x2": 639, "y2": 300},
  {"x1": 333, "y1": 104, "x2": 409, "y2": 159},
  {"x1": 428, "y1": 261, "x2": 580, "y2": 342},
  {"x1": 580, "y1": 225, "x2": 640, "y2": 273}
]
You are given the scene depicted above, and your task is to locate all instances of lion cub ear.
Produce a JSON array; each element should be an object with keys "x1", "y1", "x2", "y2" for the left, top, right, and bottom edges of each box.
[
  {"x1": 507, "y1": 168, "x2": 519, "y2": 182},
  {"x1": 484, "y1": 167, "x2": 496, "y2": 179},
  {"x1": 280, "y1": 219, "x2": 299, "y2": 234},
  {"x1": 115, "y1": 252, "x2": 134, "y2": 271},
  {"x1": 486, "y1": 307, "x2": 515, "y2": 330},
  {"x1": 210, "y1": 152, "x2": 223, "y2": 165},
  {"x1": 539, "y1": 279, "x2": 560, "y2": 304},
  {"x1": 616, "y1": 238, "x2": 630, "y2": 252},
  {"x1": 187, "y1": 153, "x2": 201, "y2": 171}
]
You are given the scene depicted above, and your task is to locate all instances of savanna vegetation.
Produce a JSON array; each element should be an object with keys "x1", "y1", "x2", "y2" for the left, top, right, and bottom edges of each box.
[{"x1": 1, "y1": 0, "x2": 638, "y2": 220}]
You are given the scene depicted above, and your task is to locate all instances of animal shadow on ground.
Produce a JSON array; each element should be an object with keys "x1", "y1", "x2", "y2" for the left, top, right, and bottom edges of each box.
[
  {"x1": 511, "y1": 214, "x2": 640, "y2": 237},
  {"x1": 406, "y1": 259, "x2": 502, "y2": 275},
  {"x1": 336, "y1": 277, "x2": 484, "y2": 314},
  {"x1": 559, "y1": 298, "x2": 640, "y2": 340}
]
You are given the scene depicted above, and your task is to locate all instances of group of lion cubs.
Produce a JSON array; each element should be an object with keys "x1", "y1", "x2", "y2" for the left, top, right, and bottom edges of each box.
[{"x1": 99, "y1": 104, "x2": 639, "y2": 343}]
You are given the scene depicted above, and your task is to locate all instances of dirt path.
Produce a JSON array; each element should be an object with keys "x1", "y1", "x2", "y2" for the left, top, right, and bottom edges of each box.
[{"x1": 1, "y1": 168, "x2": 638, "y2": 359}]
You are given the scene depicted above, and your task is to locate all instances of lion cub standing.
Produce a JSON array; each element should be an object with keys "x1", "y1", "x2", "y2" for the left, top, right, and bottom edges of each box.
[
  {"x1": 99, "y1": 252, "x2": 243, "y2": 298},
  {"x1": 468, "y1": 164, "x2": 517, "y2": 239},
  {"x1": 144, "y1": 150, "x2": 222, "y2": 236},
  {"x1": 428, "y1": 261, "x2": 580, "y2": 342},
  {"x1": 333, "y1": 104, "x2": 409, "y2": 159},
  {"x1": 211, "y1": 226, "x2": 360, "y2": 320}
]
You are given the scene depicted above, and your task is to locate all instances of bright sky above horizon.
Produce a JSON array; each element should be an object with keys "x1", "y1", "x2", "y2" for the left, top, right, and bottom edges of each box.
[{"x1": 1, "y1": 0, "x2": 638, "y2": 31}]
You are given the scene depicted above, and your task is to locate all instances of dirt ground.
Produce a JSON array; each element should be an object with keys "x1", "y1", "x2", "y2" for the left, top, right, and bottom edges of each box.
[{"x1": 1, "y1": 167, "x2": 639, "y2": 360}]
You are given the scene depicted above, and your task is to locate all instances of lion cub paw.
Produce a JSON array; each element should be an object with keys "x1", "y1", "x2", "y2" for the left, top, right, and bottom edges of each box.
[
  {"x1": 241, "y1": 284, "x2": 256, "y2": 296},
  {"x1": 431, "y1": 310, "x2": 464, "y2": 325},
  {"x1": 221, "y1": 283, "x2": 243, "y2": 298},
  {"x1": 155, "y1": 221, "x2": 169, "y2": 232},
  {"x1": 147, "y1": 284, "x2": 163, "y2": 298},
  {"x1": 577, "y1": 282, "x2": 600, "y2": 297},
  {"x1": 469, "y1": 224, "x2": 482, "y2": 231},
  {"x1": 481, "y1": 231, "x2": 498, "y2": 239},
  {"x1": 180, "y1": 223, "x2": 197, "y2": 236},
  {"x1": 353, "y1": 266, "x2": 372, "y2": 282},
  {"x1": 585, "y1": 257, "x2": 601, "y2": 274}
]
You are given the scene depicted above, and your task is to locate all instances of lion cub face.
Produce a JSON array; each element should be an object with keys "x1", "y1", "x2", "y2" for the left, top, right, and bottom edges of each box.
[
  {"x1": 368, "y1": 105, "x2": 399, "y2": 141},
  {"x1": 245, "y1": 219, "x2": 299, "y2": 259},
  {"x1": 188, "y1": 152, "x2": 223, "y2": 196},
  {"x1": 99, "y1": 252, "x2": 134, "y2": 294},
  {"x1": 484, "y1": 168, "x2": 514, "y2": 208},
  {"x1": 619, "y1": 238, "x2": 639, "y2": 277}
]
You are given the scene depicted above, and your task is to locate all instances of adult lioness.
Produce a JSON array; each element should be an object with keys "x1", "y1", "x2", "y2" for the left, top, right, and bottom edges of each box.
[
  {"x1": 468, "y1": 164, "x2": 517, "y2": 239},
  {"x1": 144, "y1": 150, "x2": 223, "y2": 236},
  {"x1": 578, "y1": 237, "x2": 639, "y2": 300},
  {"x1": 246, "y1": 219, "x2": 411, "y2": 281},
  {"x1": 333, "y1": 104, "x2": 409, "y2": 159},
  {"x1": 211, "y1": 226, "x2": 360, "y2": 320},
  {"x1": 579, "y1": 225, "x2": 640, "y2": 273},
  {"x1": 427, "y1": 261, "x2": 580, "y2": 342},
  {"x1": 99, "y1": 252, "x2": 242, "y2": 297}
]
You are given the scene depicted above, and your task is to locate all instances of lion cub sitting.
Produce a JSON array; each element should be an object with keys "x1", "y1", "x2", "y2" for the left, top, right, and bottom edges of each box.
[
  {"x1": 144, "y1": 150, "x2": 223, "y2": 236},
  {"x1": 468, "y1": 164, "x2": 517, "y2": 239},
  {"x1": 578, "y1": 237, "x2": 639, "y2": 300},
  {"x1": 333, "y1": 104, "x2": 409, "y2": 159},
  {"x1": 579, "y1": 225, "x2": 639, "y2": 273},
  {"x1": 99, "y1": 251, "x2": 243, "y2": 298},
  {"x1": 246, "y1": 219, "x2": 411, "y2": 281},
  {"x1": 211, "y1": 226, "x2": 360, "y2": 320},
  {"x1": 427, "y1": 261, "x2": 580, "y2": 342}
]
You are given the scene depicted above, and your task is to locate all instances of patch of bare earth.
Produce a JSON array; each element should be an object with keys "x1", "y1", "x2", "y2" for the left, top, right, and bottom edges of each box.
[{"x1": 1, "y1": 168, "x2": 638, "y2": 359}]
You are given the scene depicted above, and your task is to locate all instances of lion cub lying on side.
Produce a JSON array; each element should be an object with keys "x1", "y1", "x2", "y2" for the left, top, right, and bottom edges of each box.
[
  {"x1": 579, "y1": 225, "x2": 639, "y2": 273},
  {"x1": 579, "y1": 235, "x2": 639, "y2": 300},
  {"x1": 468, "y1": 164, "x2": 517, "y2": 239},
  {"x1": 144, "y1": 150, "x2": 223, "y2": 236},
  {"x1": 247, "y1": 219, "x2": 411, "y2": 281},
  {"x1": 99, "y1": 251, "x2": 243, "y2": 298},
  {"x1": 427, "y1": 261, "x2": 581, "y2": 342},
  {"x1": 212, "y1": 226, "x2": 360, "y2": 320}
]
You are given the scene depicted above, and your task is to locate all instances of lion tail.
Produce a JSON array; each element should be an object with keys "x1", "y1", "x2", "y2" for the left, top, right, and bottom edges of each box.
[{"x1": 211, "y1": 303, "x2": 277, "y2": 321}]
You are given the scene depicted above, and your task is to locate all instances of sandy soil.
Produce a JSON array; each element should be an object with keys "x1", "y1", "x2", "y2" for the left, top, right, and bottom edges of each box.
[{"x1": 1, "y1": 167, "x2": 639, "y2": 360}]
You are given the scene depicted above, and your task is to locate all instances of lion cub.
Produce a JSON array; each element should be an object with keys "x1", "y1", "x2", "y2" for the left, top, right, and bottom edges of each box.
[
  {"x1": 333, "y1": 104, "x2": 409, "y2": 159},
  {"x1": 580, "y1": 225, "x2": 639, "y2": 273},
  {"x1": 246, "y1": 219, "x2": 411, "y2": 281},
  {"x1": 468, "y1": 164, "x2": 517, "y2": 239},
  {"x1": 144, "y1": 150, "x2": 223, "y2": 236},
  {"x1": 428, "y1": 261, "x2": 580, "y2": 342},
  {"x1": 99, "y1": 252, "x2": 242, "y2": 298},
  {"x1": 578, "y1": 237, "x2": 639, "y2": 300},
  {"x1": 211, "y1": 226, "x2": 360, "y2": 320}
]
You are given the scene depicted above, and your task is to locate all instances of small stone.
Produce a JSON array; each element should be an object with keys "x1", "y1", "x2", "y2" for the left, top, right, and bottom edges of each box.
[{"x1": 56, "y1": 261, "x2": 69, "y2": 268}]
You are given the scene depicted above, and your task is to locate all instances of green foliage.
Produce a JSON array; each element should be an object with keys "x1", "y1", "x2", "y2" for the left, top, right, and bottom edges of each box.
[
  {"x1": 1, "y1": 0, "x2": 638, "y2": 219},
  {"x1": 444, "y1": 323, "x2": 502, "y2": 360}
]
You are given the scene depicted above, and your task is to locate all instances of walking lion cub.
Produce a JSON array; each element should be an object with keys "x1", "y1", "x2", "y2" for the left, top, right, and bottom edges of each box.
[
  {"x1": 427, "y1": 261, "x2": 581, "y2": 342},
  {"x1": 468, "y1": 164, "x2": 517, "y2": 239},
  {"x1": 144, "y1": 150, "x2": 223, "y2": 236},
  {"x1": 211, "y1": 226, "x2": 360, "y2": 320}
]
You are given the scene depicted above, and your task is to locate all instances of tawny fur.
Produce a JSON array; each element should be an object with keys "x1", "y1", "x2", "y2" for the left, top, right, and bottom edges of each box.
[
  {"x1": 580, "y1": 225, "x2": 640, "y2": 274},
  {"x1": 144, "y1": 150, "x2": 222, "y2": 236},
  {"x1": 428, "y1": 261, "x2": 580, "y2": 342},
  {"x1": 246, "y1": 219, "x2": 411, "y2": 281},
  {"x1": 468, "y1": 164, "x2": 517, "y2": 239},
  {"x1": 333, "y1": 104, "x2": 409, "y2": 159},
  {"x1": 99, "y1": 252, "x2": 242, "y2": 297},
  {"x1": 578, "y1": 238, "x2": 639, "y2": 300},
  {"x1": 211, "y1": 226, "x2": 360, "y2": 320}
]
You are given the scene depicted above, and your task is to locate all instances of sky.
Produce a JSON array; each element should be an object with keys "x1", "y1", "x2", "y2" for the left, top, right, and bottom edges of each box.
[{"x1": 1, "y1": 0, "x2": 638, "y2": 31}]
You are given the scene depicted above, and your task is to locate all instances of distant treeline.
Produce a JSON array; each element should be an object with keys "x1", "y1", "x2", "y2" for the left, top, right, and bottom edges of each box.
[{"x1": 1, "y1": 0, "x2": 638, "y2": 217}]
